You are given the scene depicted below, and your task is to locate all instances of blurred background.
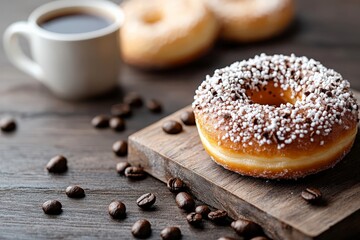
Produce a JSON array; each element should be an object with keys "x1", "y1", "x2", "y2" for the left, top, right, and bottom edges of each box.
[{"x1": 1, "y1": 0, "x2": 359, "y2": 114}]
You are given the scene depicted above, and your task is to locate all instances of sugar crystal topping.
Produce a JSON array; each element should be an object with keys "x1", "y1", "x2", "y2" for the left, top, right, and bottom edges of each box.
[{"x1": 192, "y1": 54, "x2": 358, "y2": 149}]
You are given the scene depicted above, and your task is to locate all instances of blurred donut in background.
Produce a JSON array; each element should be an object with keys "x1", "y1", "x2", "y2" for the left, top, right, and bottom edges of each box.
[
  {"x1": 204, "y1": 0, "x2": 294, "y2": 42},
  {"x1": 120, "y1": 0, "x2": 219, "y2": 69}
]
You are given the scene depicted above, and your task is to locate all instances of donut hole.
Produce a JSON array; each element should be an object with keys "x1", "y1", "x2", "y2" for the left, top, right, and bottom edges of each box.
[
  {"x1": 142, "y1": 11, "x2": 163, "y2": 24},
  {"x1": 246, "y1": 82, "x2": 296, "y2": 107}
]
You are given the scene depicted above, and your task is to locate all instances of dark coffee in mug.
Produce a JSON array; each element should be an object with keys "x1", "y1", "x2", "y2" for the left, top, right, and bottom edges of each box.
[
  {"x1": 40, "y1": 12, "x2": 112, "y2": 34},
  {"x1": 4, "y1": 0, "x2": 123, "y2": 99}
]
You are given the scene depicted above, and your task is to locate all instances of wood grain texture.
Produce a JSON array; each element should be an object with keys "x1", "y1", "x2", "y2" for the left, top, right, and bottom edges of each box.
[
  {"x1": 0, "y1": 0, "x2": 360, "y2": 239},
  {"x1": 0, "y1": 115, "x2": 242, "y2": 240},
  {"x1": 128, "y1": 93, "x2": 360, "y2": 240}
]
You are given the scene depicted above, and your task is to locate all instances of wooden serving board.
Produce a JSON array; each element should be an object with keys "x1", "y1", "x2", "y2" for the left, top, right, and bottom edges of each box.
[{"x1": 128, "y1": 93, "x2": 360, "y2": 240}]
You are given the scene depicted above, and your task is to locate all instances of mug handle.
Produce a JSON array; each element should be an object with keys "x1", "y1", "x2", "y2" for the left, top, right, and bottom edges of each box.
[{"x1": 3, "y1": 22, "x2": 44, "y2": 81}]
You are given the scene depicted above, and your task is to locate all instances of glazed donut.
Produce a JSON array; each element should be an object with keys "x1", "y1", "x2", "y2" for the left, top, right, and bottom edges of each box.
[
  {"x1": 120, "y1": 0, "x2": 218, "y2": 69},
  {"x1": 193, "y1": 54, "x2": 359, "y2": 179},
  {"x1": 204, "y1": 0, "x2": 294, "y2": 42}
]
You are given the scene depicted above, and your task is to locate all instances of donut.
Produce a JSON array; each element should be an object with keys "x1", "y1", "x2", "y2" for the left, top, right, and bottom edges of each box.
[
  {"x1": 120, "y1": 0, "x2": 219, "y2": 69},
  {"x1": 192, "y1": 54, "x2": 359, "y2": 179},
  {"x1": 204, "y1": 0, "x2": 294, "y2": 42}
]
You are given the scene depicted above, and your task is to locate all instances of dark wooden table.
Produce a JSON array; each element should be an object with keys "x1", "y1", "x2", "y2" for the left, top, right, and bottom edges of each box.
[{"x1": 1, "y1": 0, "x2": 359, "y2": 239}]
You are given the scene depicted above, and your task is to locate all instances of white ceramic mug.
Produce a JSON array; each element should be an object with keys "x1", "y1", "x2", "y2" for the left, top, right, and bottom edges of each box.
[{"x1": 3, "y1": 0, "x2": 124, "y2": 100}]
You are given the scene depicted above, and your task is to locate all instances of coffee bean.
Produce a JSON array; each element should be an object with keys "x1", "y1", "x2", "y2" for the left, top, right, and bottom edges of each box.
[
  {"x1": 186, "y1": 212, "x2": 202, "y2": 226},
  {"x1": 250, "y1": 237, "x2": 270, "y2": 240},
  {"x1": 111, "y1": 103, "x2": 132, "y2": 118},
  {"x1": 195, "y1": 205, "x2": 211, "y2": 218},
  {"x1": 125, "y1": 166, "x2": 146, "y2": 179},
  {"x1": 208, "y1": 210, "x2": 228, "y2": 224},
  {"x1": 112, "y1": 140, "x2": 128, "y2": 157},
  {"x1": 137, "y1": 193, "x2": 156, "y2": 209},
  {"x1": 42, "y1": 200, "x2": 62, "y2": 215},
  {"x1": 301, "y1": 187, "x2": 322, "y2": 203},
  {"x1": 217, "y1": 237, "x2": 237, "y2": 240},
  {"x1": 116, "y1": 162, "x2": 130, "y2": 175},
  {"x1": 91, "y1": 115, "x2": 109, "y2": 128},
  {"x1": 65, "y1": 185, "x2": 85, "y2": 198},
  {"x1": 231, "y1": 219, "x2": 263, "y2": 238},
  {"x1": 0, "y1": 117, "x2": 16, "y2": 132},
  {"x1": 180, "y1": 111, "x2": 196, "y2": 126},
  {"x1": 131, "y1": 219, "x2": 151, "y2": 238},
  {"x1": 46, "y1": 155, "x2": 68, "y2": 173},
  {"x1": 146, "y1": 99, "x2": 162, "y2": 113},
  {"x1": 109, "y1": 117, "x2": 125, "y2": 131},
  {"x1": 124, "y1": 92, "x2": 143, "y2": 108},
  {"x1": 175, "y1": 192, "x2": 195, "y2": 212},
  {"x1": 160, "y1": 227, "x2": 182, "y2": 240},
  {"x1": 167, "y1": 177, "x2": 186, "y2": 193},
  {"x1": 162, "y1": 120, "x2": 182, "y2": 134},
  {"x1": 108, "y1": 200, "x2": 126, "y2": 219}
]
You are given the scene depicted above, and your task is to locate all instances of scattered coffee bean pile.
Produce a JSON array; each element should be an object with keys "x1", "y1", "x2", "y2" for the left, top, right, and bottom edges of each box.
[
  {"x1": 90, "y1": 91, "x2": 162, "y2": 180},
  {"x1": 38, "y1": 150, "x2": 323, "y2": 239},
  {"x1": 43, "y1": 155, "x2": 87, "y2": 215},
  {"x1": 92, "y1": 92, "x2": 163, "y2": 134},
  {"x1": 166, "y1": 177, "x2": 228, "y2": 236},
  {"x1": 12, "y1": 90, "x2": 324, "y2": 239},
  {"x1": 102, "y1": 94, "x2": 149, "y2": 180},
  {"x1": 90, "y1": 93, "x2": 163, "y2": 238},
  {"x1": 164, "y1": 176, "x2": 271, "y2": 239}
]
